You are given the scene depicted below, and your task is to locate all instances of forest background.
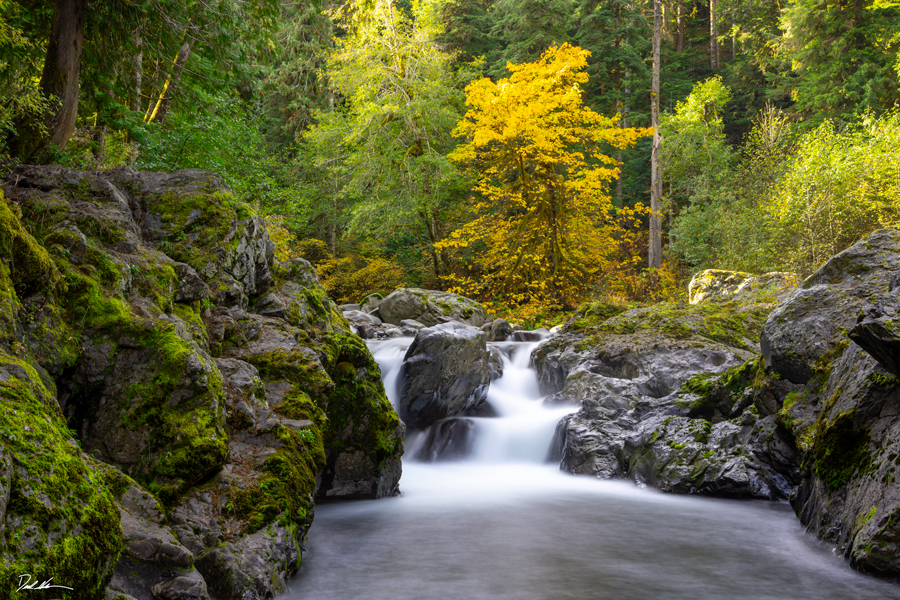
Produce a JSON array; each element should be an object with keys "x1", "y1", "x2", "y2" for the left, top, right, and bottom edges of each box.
[{"x1": 1, "y1": 0, "x2": 899, "y2": 326}]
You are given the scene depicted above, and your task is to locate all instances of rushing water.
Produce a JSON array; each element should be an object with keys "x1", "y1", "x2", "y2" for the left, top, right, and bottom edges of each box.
[{"x1": 281, "y1": 337, "x2": 900, "y2": 600}]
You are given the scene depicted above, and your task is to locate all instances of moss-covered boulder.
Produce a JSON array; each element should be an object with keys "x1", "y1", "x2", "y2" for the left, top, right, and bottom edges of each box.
[
  {"x1": 756, "y1": 229, "x2": 900, "y2": 576},
  {"x1": 534, "y1": 300, "x2": 769, "y2": 396},
  {"x1": 543, "y1": 296, "x2": 799, "y2": 499},
  {"x1": 377, "y1": 287, "x2": 489, "y2": 327},
  {"x1": 0, "y1": 354, "x2": 123, "y2": 599},
  {"x1": 0, "y1": 165, "x2": 404, "y2": 599},
  {"x1": 688, "y1": 269, "x2": 797, "y2": 305},
  {"x1": 761, "y1": 228, "x2": 900, "y2": 385}
]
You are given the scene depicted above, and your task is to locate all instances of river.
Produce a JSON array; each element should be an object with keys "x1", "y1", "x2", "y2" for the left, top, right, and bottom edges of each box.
[{"x1": 280, "y1": 337, "x2": 900, "y2": 600}]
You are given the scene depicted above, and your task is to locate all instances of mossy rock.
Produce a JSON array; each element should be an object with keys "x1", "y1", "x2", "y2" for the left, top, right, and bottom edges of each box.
[{"x1": 0, "y1": 353, "x2": 122, "y2": 600}]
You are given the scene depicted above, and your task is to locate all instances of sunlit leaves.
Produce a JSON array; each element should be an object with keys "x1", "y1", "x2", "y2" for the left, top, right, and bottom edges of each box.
[{"x1": 440, "y1": 44, "x2": 651, "y2": 309}]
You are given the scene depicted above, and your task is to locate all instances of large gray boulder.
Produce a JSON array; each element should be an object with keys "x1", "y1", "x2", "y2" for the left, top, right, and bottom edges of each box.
[
  {"x1": 760, "y1": 228, "x2": 900, "y2": 384},
  {"x1": 849, "y1": 280, "x2": 900, "y2": 377},
  {"x1": 538, "y1": 292, "x2": 793, "y2": 499},
  {"x1": 378, "y1": 288, "x2": 489, "y2": 327},
  {"x1": 757, "y1": 230, "x2": 900, "y2": 576},
  {"x1": 398, "y1": 322, "x2": 491, "y2": 428}
]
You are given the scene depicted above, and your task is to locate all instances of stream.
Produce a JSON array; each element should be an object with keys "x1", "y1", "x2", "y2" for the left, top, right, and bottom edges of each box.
[{"x1": 281, "y1": 338, "x2": 900, "y2": 600}]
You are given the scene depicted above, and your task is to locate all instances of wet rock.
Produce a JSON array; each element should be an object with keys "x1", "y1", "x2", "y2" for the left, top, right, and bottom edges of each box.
[
  {"x1": 511, "y1": 328, "x2": 548, "y2": 342},
  {"x1": 761, "y1": 228, "x2": 900, "y2": 384},
  {"x1": 378, "y1": 288, "x2": 489, "y2": 327},
  {"x1": 398, "y1": 322, "x2": 491, "y2": 429},
  {"x1": 489, "y1": 319, "x2": 513, "y2": 341},
  {"x1": 415, "y1": 419, "x2": 477, "y2": 461},
  {"x1": 487, "y1": 346, "x2": 504, "y2": 381}
]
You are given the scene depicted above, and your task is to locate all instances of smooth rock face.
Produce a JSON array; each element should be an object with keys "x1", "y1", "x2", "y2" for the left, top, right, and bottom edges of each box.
[
  {"x1": 850, "y1": 286, "x2": 900, "y2": 377},
  {"x1": 398, "y1": 322, "x2": 491, "y2": 429},
  {"x1": 378, "y1": 288, "x2": 489, "y2": 327},
  {"x1": 761, "y1": 228, "x2": 900, "y2": 384}
]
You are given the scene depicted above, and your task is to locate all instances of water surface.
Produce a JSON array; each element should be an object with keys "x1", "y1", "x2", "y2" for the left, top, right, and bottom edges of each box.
[{"x1": 281, "y1": 338, "x2": 900, "y2": 600}]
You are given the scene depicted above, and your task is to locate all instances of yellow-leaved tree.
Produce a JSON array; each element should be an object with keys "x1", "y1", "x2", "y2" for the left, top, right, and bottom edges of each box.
[{"x1": 438, "y1": 44, "x2": 652, "y2": 310}]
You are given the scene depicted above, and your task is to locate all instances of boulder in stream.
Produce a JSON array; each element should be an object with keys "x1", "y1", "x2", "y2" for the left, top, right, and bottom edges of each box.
[{"x1": 397, "y1": 322, "x2": 491, "y2": 429}]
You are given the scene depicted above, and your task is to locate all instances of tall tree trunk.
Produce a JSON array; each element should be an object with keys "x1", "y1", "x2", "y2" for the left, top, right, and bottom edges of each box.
[
  {"x1": 133, "y1": 27, "x2": 143, "y2": 113},
  {"x1": 93, "y1": 123, "x2": 108, "y2": 167},
  {"x1": 146, "y1": 41, "x2": 191, "y2": 124},
  {"x1": 12, "y1": 0, "x2": 86, "y2": 159},
  {"x1": 649, "y1": 0, "x2": 662, "y2": 271},
  {"x1": 709, "y1": 0, "x2": 720, "y2": 69},
  {"x1": 677, "y1": 0, "x2": 685, "y2": 53}
]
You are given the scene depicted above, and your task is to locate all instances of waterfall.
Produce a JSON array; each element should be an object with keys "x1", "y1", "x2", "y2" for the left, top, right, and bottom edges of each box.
[{"x1": 368, "y1": 337, "x2": 576, "y2": 464}]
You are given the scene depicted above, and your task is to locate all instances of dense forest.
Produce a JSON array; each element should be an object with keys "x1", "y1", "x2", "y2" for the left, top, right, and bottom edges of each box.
[{"x1": 1, "y1": 0, "x2": 899, "y2": 324}]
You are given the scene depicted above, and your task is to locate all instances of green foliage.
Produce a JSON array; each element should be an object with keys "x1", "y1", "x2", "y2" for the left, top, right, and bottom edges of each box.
[
  {"x1": 766, "y1": 112, "x2": 900, "y2": 275},
  {"x1": 779, "y1": 0, "x2": 900, "y2": 124},
  {"x1": 303, "y1": 0, "x2": 473, "y2": 277},
  {"x1": 0, "y1": 0, "x2": 50, "y2": 157},
  {"x1": 136, "y1": 97, "x2": 309, "y2": 212},
  {"x1": 488, "y1": 0, "x2": 572, "y2": 77}
]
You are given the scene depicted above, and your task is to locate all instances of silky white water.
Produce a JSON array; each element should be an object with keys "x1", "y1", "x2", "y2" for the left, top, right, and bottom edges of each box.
[{"x1": 280, "y1": 337, "x2": 900, "y2": 600}]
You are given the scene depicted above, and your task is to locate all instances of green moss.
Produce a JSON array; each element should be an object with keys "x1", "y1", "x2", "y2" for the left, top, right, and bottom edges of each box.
[
  {"x1": 130, "y1": 260, "x2": 177, "y2": 312},
  {"x1": 868, "y1": 373, "x2": 900, "y2": 388},
  {"x1": 143, "y1": 190, "x2": 250, "y2": 276},
  {"x1": 809, "y1": 409, "x2": 872, "y2": 490},
  {"x1": 0, "y1": 353, "x2": 122, "y2": 600},
  {"x1": 676, "y1": 359, "x2": 758, "y2": 419},
  {"x1": 0, "y1": 195, "x2": 57, "y2": 297},
  {"x1": 225, "y1": 423, "x2": 325, "y2": 534},
  {"x1": 119, "y1": 323, "x2": 227, "y2": 503},
  {"x1": 579, "y1": 301, "x2": 771, "y2": 353},
  {"x1": 567, "y1": 299, "x2": 629, "y2": 330}
]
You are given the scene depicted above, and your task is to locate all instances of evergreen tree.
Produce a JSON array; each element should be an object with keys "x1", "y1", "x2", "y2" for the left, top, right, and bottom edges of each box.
[
  {"x1": 488, "y1": 0, "x2": 572, "y2": 76},
  {"x1": 780, "y1": 0, "x2": 900, "y2": 123}
]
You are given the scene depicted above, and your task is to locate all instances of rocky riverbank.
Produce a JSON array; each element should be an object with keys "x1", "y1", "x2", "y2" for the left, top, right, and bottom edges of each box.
[
  {"x1": 0, "y1": 165, "x2": 403, "y2": 600},
  {"x1": 536, "y1": 229, "x2": 900, "y2": 576}
]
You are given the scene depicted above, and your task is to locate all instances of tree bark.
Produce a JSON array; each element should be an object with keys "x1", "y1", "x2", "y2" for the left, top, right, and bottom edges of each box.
[
  {"x1": 133, "y1": 27, "x2": 143, "y2": 113},
  {"x1": 677, "y1": 0, "x2": 685, "y2": 53},
  {"x1": 649, "y1": 0, "x2": 662, "y2": 271},
  {"x1": 709, "y1": 0, "x2": 720, "y2": 69},
  {"x1": 147, "y1": 41, "x2": 191, "y2": 125},
  {"x1": 11, "y1": 0, "x2": 86, "y2": 159}
]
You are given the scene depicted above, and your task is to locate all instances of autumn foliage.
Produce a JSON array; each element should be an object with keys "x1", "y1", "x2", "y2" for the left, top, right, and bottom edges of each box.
[{"x1": 438, "y1": 44, "x2": 652, "y2": 310}]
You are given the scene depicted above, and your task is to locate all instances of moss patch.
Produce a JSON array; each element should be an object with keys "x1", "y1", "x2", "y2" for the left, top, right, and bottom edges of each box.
[
  {"x1": 809, "y1": 409, "x2": 872, "y2": 490},
  {"x1": 0, "y1": 353, "x2": 122, "y2": 600}
]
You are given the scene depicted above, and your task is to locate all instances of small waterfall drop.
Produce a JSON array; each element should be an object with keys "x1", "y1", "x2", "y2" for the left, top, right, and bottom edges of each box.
[{"x1": 368, "y1": 336, "x2": 576, "y2": 464}]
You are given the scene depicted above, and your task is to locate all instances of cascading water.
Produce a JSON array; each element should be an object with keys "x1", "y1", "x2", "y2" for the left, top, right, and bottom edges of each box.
[{"x1": 280, "y1": 337, "x2": 900, "y2": 600}]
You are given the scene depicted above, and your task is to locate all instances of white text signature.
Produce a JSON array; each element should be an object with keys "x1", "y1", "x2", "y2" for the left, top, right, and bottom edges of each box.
[{"x1": 16, "y1": 574, "x2": 74, "y2": 593}]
